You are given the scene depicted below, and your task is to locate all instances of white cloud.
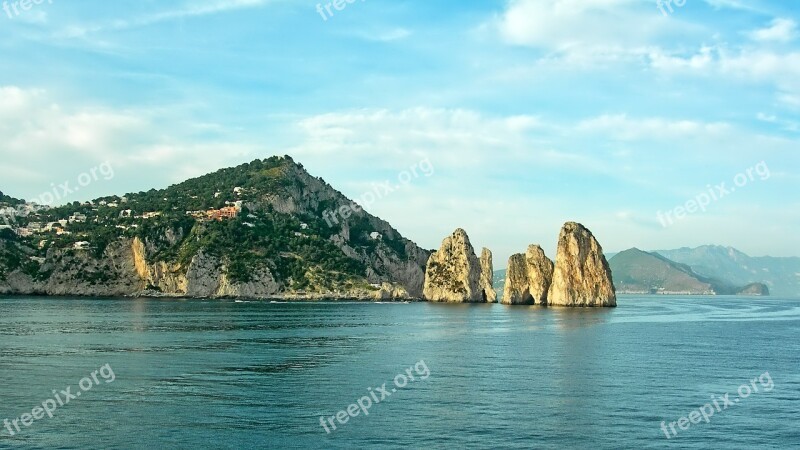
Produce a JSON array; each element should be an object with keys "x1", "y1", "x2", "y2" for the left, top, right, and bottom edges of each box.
[
  {"x1": 497, "y1": 0, "x2": 638, "y2": 48},
  {"x1": 748, "y1": 18, "x2": 797, "y2": 43},
  {"x1": 649, "y1": 46, "x2": 800, "y2": 107},
  {"x1": 718, "y1": 49, "x2": 800, "y2": 80},
  {"x1": 0, "y1": 86, "x2": 258, "y2": 199},
  {"x1": 577, "y1": 114, "x2": 731, "y2": 140},
  {"x1": 289, "y1": 107, "x2": 554, "y2": 171},
  {"x1": 649, "y1": 46, "x2": 715, "y2": 71},
  {"x1": 492, "y1": 0, "x2": 688, "y2": 57},
  {"x1": 756, "y1": 112, "x2": 800, "y2": 132},
  {"x1": 757, "y1": 112, "x2": 777, "y2": 122},
  {"x1": 702, "y1": 0, "x2": 762, "y2": 12},
  {"x1": 778, "y1": 92, "x2": 800, "y2": 108},
  {"x1": 59, "y1": 0, "x2": 269, "y2": 38}
]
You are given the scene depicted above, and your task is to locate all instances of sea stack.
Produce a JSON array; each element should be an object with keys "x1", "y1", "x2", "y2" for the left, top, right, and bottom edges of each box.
[
  {"x1": 480, "y1": 248, "x2": 497, "y2": 303},
  {"x1": 503, "y1": 253, "x2": 531, "y2": 304},
  {"x1": 502, "y1": 245, "x2": 554, "y2": 305},
  {"x1": 423, "y1": 229, "x2": 485, "y2": 303},
  {"x1": 547, "y1": 222, "x2": 616, "y2": 307},
  {"x1": 525, "y1": 245, "x2": 555, "y2": 304}
]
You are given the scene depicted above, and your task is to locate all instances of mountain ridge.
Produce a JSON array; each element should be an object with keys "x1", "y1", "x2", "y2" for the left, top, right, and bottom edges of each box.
[
  {"x1": 608, "y1": 248, "x2": 769, "y2": 296},
  {"x1": 656, "y1": 245, "x2": 799, "y2": 297}
]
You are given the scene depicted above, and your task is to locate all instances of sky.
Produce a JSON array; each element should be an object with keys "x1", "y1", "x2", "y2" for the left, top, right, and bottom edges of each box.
[{"x1": 0, "y1": 0, "x2": 799, "y2": 266}]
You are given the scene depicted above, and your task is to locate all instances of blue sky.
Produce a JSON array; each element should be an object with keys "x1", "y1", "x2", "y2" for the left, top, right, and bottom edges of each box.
[{"x1": 1, "y1": 0, "x2": 799, "y2": 265}]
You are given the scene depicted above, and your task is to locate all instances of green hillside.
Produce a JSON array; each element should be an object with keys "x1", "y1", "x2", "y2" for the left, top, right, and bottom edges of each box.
[{"x1": 0, "y1": 156, "x2": 430, "y2": 297}]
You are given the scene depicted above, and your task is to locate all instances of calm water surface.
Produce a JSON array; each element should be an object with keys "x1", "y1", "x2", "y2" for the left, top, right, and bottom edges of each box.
[{"x1": 0, "y1": 296, "x2": 798, "y2": 449}]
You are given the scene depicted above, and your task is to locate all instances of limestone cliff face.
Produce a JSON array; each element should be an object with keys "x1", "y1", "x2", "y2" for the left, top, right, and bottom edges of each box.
[
  {"x1": 502, "y1": 245, "x2": 554, "y2": 305},
  {"x1": 132, "y1": 236, "x2": 188, "y2": 294},
  {"x1": 480, "y1": 248, "x2": 497, "y2": 303},
  {"x1": 131, "y1": 237, "x2": 281, "y2": 298},
  {"x1": 423, "y1": 229, "x2": 485, "y2": 303},
  {"x1": 547, "y1": 222, "x2": 616, "y2": 307}
]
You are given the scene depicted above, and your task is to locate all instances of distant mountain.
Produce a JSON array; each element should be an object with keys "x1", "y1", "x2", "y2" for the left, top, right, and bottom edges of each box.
[
  {"x1": 608, "y1": 248, "x2": 769, "y2": 296},
  {"x1": 609, "y1": 249, "x2": 715, "y2": 295},
  {"x1": 656, "y1": 246, "x2": 800, "y2": 297},
  {"x1": 493, "y1": 269, "x2": 506, "y2": 285},
  {"x1": 493, "y1": 269, "x2": 506, "y2": 301}
]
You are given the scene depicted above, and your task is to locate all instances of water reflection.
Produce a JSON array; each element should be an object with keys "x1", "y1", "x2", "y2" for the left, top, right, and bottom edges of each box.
[{"x1": 552, "y1": 306, "x2": 614, "y2": 331}]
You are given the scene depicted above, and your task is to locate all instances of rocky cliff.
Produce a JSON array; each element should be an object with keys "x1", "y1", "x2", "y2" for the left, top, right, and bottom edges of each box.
[
  {"x1": 423, "y1": 229, "x2": 486, "y2": 303},
  {"x1": 502, "y1": 245, "x2": 554, "y2": 305},
  {"x1": 258, "y1": 160, "x2": 430, "y2": 297},
  {"x1": 480, "y1": 248, "x2": 497, "y2": 303},
  {"x1": 0, "y1": 238, "x2": 142, "y2": 297},
  {"x1": 547, "y1": 222, "x2": 616, "y2": 307},
  {"x1": 0, "y1": 235, "x2": 407, "y2": 300}
]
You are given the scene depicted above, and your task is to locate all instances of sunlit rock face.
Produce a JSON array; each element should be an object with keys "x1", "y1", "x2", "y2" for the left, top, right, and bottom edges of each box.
[
  {"x1": 547, "y1": 222, "x2": 616, "y2": 307},
  {"x1": 423, "y1": 229, "x2": 485, "y2": 303}
]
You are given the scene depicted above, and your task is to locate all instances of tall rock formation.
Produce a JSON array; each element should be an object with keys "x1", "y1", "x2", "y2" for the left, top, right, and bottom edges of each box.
[
  {"x1": 547, "y1": 222, "x2": 616, "y2": 307},
  {"x1": 423, "y1": 229, "x2": 485, "y2": 303},
  {"x1": 480, "y1": 248, "x2": 497, "y2": 303},
  {"x1": 502, "y1": 253, "x2": 531, "y2": 304},
  {"x1": 525, "y1": 245, "x2": 554, "y2": 304},
  {"x1": 502, "y1": 245, "x2": 554, "y2": 305}
]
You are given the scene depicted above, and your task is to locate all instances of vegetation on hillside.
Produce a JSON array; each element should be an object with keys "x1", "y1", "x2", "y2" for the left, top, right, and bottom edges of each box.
[{"x1": 0, "y1": 156, "x2": 391, "y2": 291}]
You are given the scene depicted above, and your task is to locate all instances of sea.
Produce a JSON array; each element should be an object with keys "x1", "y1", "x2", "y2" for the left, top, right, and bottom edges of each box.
[{"x1": 0, "y1": 296, "x2": 798, "y2": 449}]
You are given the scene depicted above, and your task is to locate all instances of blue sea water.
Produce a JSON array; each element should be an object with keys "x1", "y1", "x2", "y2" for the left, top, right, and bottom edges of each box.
[{"x1": 0, "y1": 296, "x2": 798, "y2": 449}]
